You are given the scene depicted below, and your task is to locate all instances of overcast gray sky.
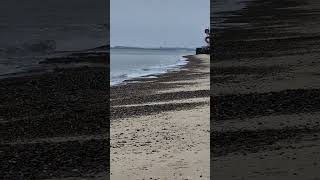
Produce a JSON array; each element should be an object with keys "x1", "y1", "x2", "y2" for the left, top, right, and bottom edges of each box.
[{"x1": 111, "y1": 0, "x2": 209, "y2": 48}]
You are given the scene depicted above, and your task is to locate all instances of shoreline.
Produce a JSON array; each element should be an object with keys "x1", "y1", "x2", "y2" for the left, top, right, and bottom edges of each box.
[
  {"x1": 0, "y1": 49, "x2": 109, "y2": 80},
  {"x1": 110, "y1": 52, "x2": 192, "y2": 87},
  {"x1": 110, "y1": 54, "x2": 210, "y2": 119},
  {"x1": 110, "y1": 54, "x2": 210, "y2": 179},
  {"x1": 0, "y1": 51, "x2": 209, "y2": 179}
]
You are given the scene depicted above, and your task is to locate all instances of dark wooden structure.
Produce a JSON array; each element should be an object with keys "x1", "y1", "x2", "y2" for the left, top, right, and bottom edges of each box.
[
  {"x1": 196, "y1": 47, "x2": 210, "y2": 54},
  {"x1": 196, "y1": 28, "x2": 210, "y2": 55}
]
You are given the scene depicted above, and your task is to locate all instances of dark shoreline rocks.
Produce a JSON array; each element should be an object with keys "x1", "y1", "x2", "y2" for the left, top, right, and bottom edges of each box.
[
  {"x1": 1, "y1": 139, "x2": 109, "y2": 179},
  {"x1": 0, "y1": 65, "x2": 109, "y2": 179}
]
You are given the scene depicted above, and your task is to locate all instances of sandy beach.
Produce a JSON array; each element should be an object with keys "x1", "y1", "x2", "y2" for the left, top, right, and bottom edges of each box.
[
  {"x1": 212, "y1": 0, "x2": 320, "y2": 179},
  {"x1": 0, "y1": 52, "x2": 109, "y2": 179},
  {"x1": 110, "y1": 54, "x2": 210, "y2": 179}
]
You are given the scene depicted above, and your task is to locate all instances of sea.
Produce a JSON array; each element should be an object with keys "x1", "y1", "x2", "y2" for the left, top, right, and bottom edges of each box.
[
  {"x1": 110, "y1": 48, "x2": 195, "y2": 86},
  {"x1": 0, "y1": 0, "x2": 107, "y2": 77}
]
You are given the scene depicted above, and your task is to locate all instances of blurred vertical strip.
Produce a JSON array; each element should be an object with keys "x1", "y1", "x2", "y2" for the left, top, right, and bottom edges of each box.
[{"x1": 0, "y1": 0, "x2": 110, "y2": 179}]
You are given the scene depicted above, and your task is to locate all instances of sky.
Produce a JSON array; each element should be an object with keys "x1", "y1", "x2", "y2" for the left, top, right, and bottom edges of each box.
[{"x1": 111, "y1": 0, "x2": 209, "y2": 48}]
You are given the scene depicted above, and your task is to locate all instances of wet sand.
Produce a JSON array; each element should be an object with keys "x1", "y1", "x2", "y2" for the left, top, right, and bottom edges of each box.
[
  {"x1": 212, "y1": 0, "x2": 320, "y2": 179},
  {"x1": 0, "y1": 53, "x2": 109, "y2": 179},
  {"x1": 110, "y1": 54, "x2": 210, "y2": 179}
]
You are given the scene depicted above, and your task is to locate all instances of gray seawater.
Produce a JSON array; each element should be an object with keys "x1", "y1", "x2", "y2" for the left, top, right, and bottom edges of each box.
[
  {"x1": 110, "y1": 48, "x2": 195, "y2": 86},
  {"x1": 0, "y1": 0, "x2": 108, "y2": 76}
]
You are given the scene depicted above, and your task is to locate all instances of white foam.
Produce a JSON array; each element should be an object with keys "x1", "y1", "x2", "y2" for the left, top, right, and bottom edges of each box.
[{"x1": 110, "y1": 57, "x2": 189, "y2": 86}]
